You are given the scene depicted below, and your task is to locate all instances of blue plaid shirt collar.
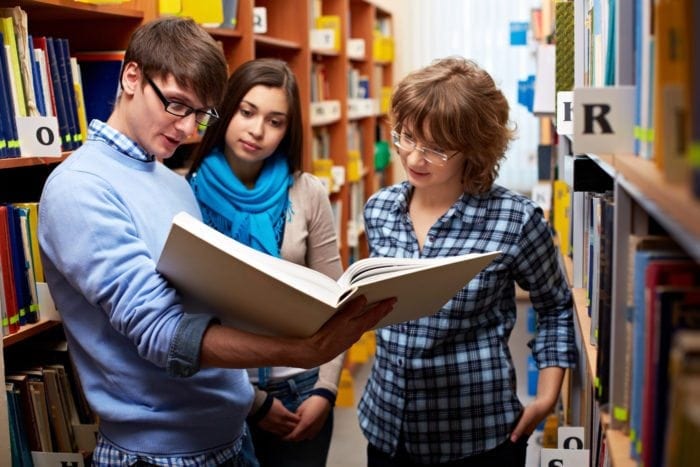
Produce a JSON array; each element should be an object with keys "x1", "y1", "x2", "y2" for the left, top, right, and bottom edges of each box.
[
  {"x1": 87, "y1": 119, "x2": 155, "y2": 162},
  {"x1": 393, "y1": 180, "x2": 492, "y2": 225}
]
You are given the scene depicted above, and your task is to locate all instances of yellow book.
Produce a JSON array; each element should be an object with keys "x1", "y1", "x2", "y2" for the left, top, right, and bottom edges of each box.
[
  {"x1": 315, "y1": 15, "x2": 341, "y2": 52},
  {"x1": 70, "y1": 57, "x2": 88, "y2": 143},
  {"x1": 347, "y1": 149, "x2": 362, "y2": 182},
  {"x1": 0, "y1": 16, "x2": 26, "y2": 116},
  {"x1": 552, "y1": 180, "x2": 571, "y2": 257},
  {"x1": 652, "y1": 0, "x2": 690, "y2": 178},
  {"x1": 178, "y1": 0, "x2": 223, "y2": 27},
  {"x1": 13, "y1": 202, "x2": 43, "y2": 283},
  {"x1": 158, "y1": 0, "x2": 181, "y2": 15}
]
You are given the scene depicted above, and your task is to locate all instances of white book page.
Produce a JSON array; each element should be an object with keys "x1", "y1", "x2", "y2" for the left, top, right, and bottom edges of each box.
[{"x1": 171, "y1": 212, "x2": 343, "y2": 305}]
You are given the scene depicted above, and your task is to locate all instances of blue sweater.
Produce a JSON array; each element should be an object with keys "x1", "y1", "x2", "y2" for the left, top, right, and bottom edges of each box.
[{"x1": 38, "y1": 136, "x2": 253, "y2": 455}]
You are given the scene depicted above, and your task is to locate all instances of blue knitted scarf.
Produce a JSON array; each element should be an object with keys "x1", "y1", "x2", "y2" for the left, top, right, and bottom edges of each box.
[{"x1": 190, "y1": 148, "x2": 292, "y2": 258}]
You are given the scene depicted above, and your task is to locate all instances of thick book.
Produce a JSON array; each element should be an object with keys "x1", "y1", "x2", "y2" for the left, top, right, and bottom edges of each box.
[{"x1": 157, "y1": 212, "x2": 500, "y2": 338}]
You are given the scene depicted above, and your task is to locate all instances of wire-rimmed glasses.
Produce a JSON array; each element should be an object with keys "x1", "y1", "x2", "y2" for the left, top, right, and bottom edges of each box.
[{"x1": 390, "y1": 129, "x2": 458, "y2": 166}]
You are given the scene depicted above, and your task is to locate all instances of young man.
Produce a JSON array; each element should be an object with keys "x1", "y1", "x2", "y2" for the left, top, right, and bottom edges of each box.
[
  {"x1": 359, "y1": 57, "x2": 577, "y2": 466},
  {"x1": 38, "y1": 17, "x2": 393, "y2": 466}
]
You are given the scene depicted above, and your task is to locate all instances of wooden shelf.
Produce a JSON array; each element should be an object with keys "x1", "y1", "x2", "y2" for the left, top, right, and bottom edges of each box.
[
  {"x1": 254, "y1": 35, "x2": 303, "y2": 51},
  {"x1": 0, "y1": 154, "x2": 69, "y2": 169},
  {"x1": 591, "y1": 153, "x2": 700, "y2": 261},
  {"x1": 605, "y1": 429, "x2": 637, "y2": 467},
  {"x1": 205, "y1": 27, "x2": 243, "y2": 39},
  {"x1": 0, "y1": 0, "x2": 145, "y2": 20},
  {"x1": 2, "y1": 320, "x2": 61, "y2": 348}
]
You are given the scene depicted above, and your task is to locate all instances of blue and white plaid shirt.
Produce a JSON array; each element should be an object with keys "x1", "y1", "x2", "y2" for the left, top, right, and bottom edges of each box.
[
  {"x1": 88, "y1": 119, "x2": 154, "y2": 162},
  {"x1": 358, "y1": 182, "x2": 577, "y2": 464}
]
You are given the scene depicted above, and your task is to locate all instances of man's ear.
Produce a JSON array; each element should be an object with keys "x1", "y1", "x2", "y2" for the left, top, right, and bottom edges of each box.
[{"x1": 120, "y1": 62, "x2": 141, "y2": 97}]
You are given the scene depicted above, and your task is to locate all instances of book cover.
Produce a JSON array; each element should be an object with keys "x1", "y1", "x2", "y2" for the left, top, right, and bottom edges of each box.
[
  {"x1": 0, "y1": 31, "x2": 20, "y2": 157},
  {"x1": 0, "y1": 16, "x2": 26, "y2": 116},
  {"x1": 41, "y1": 366, "x2": 75, "y2": 453},
  {"x1": 0, "y1": 32, "x2": 9, "y2": 158},
  {"x1": 15, "y1": 205, "x2": 38, "y2": 323},
  {"x1": 27, "y1": 379, "x2": 52, "y2": 451},
  {"x1": 650, "y1": 287, "x2": 700, "y2": 466},
  {"x1": 27, "y1": 35, "x2": 45, "y2": 117},
  {"x1": 6, "y1": 381, "x2": 33, "y2": 466},
  {"x1": 42, "y1": 37, "x2": 71, "y2": 152},
  {"x1": 640, "y1": 259, "x2": 700, "y2": 465},
  {"x1": 7, "y1": 204, "x2": 31, "y2": 327},
  {"x1": 5, "y1": 373, "x2": 41, "y2": 452},
  {"x1": 56, "y1": 38, "x2": 80, "y2": 149},
  {"x1": 70, "y1": 57, "x2": 87, "y2": 142},
  {"x1": 629, "y1": 245, "x2": 685, "y2": 459},
  {"x1": 74, "y1": 50, "x2": 124, "y2": 124},
  {"x1": 620, "y1": 235, "x2": 676, "y2": 435},
  {"x1": 664, "y1": 331, "x2": 700, "y2": 466},
  {"x1": 221, "y1": 0, "x2": 239, "y2": 29},
  {"x1": 651, "y1": 0, "x2": 690, "y2": 175},
  {"x1": 0, "y1": 205, "x2": 19, "y2": 334},
  {"x1": 157, "y1": 212, "x2": 500, "y2": 338},
  {"x1": 0, "y1": 6, "x2": 38, "y2": 118},
  {"x1": 594, "y1": 194, "x2": 614, "y2": 404},
  {"x1": 13, "y1": 202, "x2": 43, "y2": 283},
  {"x1": 31, "y1": 38, "x2": 56, "y2": 118},
  {"x1": 689, "y1": 0, "x2": 700, "y2": 198}
]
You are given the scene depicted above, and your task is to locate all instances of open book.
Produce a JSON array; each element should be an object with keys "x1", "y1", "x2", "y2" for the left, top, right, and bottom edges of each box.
[{"x1": 157, "y1": 212, "x2": 501, "y2": 337}]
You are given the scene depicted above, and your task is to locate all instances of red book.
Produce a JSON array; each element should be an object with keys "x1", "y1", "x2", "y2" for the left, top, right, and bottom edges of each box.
[
  {"x1": 0, "y1": 204, "x2": 20, "y2": 334},
  {"x1": 641, "y1": 259, "x2": 700, "y2": 466}
]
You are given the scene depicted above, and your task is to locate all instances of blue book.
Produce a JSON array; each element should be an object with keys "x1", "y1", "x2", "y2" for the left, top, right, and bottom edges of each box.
[
  {"x1": 6, "y1": 205, "x2": 31, "y2": 328},
  {"x1": 0, "y1": 31, "x2": 19, "y2": 157},
  {"x1": 57, "y1": 38, "x2": 81, "y2": 149},
  {"x1": 27, "y1": 34, "x2": 46, "y2": 117},
  {"x1": 628, "y1": 246, "x2": 684, "y2": 460},
  {"x1": 221, "y1": 0, "x2": 239, "y2": 28},
  {"x1": 42, "y1": 37, "x2": 71, "y2": 152},
  {"x1": 75, "y1": 50, "x2": 124, "y2": 124}
]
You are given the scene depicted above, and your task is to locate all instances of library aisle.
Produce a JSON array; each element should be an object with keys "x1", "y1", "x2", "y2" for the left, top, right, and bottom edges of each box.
[{"x1": 327, "y1": 299, "x2": 542, "y2": 467}]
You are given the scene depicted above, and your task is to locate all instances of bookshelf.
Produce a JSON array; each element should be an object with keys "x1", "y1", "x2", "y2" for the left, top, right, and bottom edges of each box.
[
  {"x1": 543, "y1": 0, "x2": 700, "y2": 466},
  {"x1": 0, "y1": 0, "x2": 394, "y2": 462}
]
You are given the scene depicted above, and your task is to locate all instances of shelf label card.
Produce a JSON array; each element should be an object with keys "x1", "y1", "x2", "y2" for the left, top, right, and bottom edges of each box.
[
  {"x1": 558, "y1": 426, "x2": 585, "y2": 449},
  {"x1": 17, "y1": 116, "x2": 62, "y2": 157},
  {"x1": 540, "y1": 448, "x2": 590, "y2": 467},
  {"x1": 557, "y1": 91, "x2": 574, "y2": 136},
  {"x1": 572, "y1": 86, "x2": 635, "y2": 155}
]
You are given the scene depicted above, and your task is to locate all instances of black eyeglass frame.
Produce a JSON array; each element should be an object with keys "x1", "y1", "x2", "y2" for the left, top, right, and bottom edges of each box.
[{"x1": 145, "y1": 76, "x2": 219, "y2": 127}]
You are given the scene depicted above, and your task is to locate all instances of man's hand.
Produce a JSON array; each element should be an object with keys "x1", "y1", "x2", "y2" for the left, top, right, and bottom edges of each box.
[{"x1": 300, "y1": 296, "x2": 395, "y2": 368}]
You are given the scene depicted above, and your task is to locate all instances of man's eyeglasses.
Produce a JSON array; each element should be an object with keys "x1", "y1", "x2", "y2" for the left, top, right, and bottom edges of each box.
[
  {"x1": 391, "y1": 129, "x2": 458, "y2": 166},
  {"x1": 145, "y1": 76, "x2": 219, "y2": 127}
]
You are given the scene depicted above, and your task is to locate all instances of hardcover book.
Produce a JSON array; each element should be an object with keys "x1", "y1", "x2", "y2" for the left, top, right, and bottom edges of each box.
[{"x1": 157, "y1": 212, "x2": 500, "y2": 338}]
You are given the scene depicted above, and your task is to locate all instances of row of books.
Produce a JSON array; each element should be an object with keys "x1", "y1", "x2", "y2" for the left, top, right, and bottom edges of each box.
[
  {"x1": 585, "y1": 0, "x2": 699, "y2": 196},
  {"x1": 0, "y1": 7, "x2": 83, "y2": 156},
  {"x1": 575, "y1": 181, "x2": 700, "y2": 466},
  {"x1": 5, "y1": 337, "x2": 96, "y2": 463},
  {"x1": 1, "y1": 202, "x2": 43, "y2": 337},
  {"x1": 0, "y1": 7, "x2": 124, "y2": 159}
]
